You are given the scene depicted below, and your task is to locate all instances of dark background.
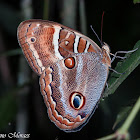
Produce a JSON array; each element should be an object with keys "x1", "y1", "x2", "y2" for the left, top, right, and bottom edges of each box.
[{"x1": 0, "y1": 0, "x2": 139, "y2": 140}]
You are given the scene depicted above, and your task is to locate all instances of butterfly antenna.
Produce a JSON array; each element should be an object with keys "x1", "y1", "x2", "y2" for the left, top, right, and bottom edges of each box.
[{"x1": 90, "y1": 25, "x2": 104, "y2": 46}]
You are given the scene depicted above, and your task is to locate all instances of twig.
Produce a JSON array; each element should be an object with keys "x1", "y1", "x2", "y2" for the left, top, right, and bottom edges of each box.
[
  {"x1": 79, "y1": 0, "x2": 87, "y2": 35},
  {"x1": 43, "y1": 0, "x2": 49, "y2": 20},
  {"x1": 62, "y1": 0, "x2": 77, "y2": 29},
  {"x1": 16, "y1": 0, "x2": 33, "y2": 139},
  {"x1": 97, "y1": 96, "x2": 140, "y2": 140}
]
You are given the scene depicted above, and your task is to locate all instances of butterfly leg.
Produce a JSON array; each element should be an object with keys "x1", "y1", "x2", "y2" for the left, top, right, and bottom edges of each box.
[
  {"x1": 109, "y1": 67, "x2": 125, "y2": 75},
  {"x1": 110, "y1": 48, "x2": 138, "y2": 63},
  {"x1": 106, "y1": 82, "x2": 108, "y2": 88}
]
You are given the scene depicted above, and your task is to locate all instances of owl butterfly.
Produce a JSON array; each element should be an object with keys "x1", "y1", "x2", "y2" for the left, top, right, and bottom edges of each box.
[{"x1": 17, "y1": 19, "x2": 111, "y2": 132}]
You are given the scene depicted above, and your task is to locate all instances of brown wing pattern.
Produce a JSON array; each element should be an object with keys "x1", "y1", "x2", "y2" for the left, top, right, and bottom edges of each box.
[
  {"x1": 17, "y1": 19, "x2": 103, "y2": 75},
  {"x1": 39, "y1": 52, "x2": 109, "y2": 132},
  {"x1": 17, "y1": 19, "x2": 111, "y2": 132}
]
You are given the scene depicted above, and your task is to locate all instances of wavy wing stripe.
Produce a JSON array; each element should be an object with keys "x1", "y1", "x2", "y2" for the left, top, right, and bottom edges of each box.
[
  {"x1": 39, "y1": 67, "x2": 85, "y2": 131},
  {"x1": 53, "y1": 25, "x2": 64, "y2": 60},
  {"x1": 24, "y1": 47, "x2": 42, "y2": 74},
  {"x1": 18, "y1": 33, "x2": 44, "y2": 74},
  {"x1": 29, "y1": 44, "x2": 45, "y2": 72},
  {"x1": 18, "y1": 21, "x2": 66, "y2": 75}
]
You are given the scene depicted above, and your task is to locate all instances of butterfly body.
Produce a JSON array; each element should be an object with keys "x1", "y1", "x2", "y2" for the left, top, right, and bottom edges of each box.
[{"x1": 17, "y1": 19, "x2": 111, "y2": 132}]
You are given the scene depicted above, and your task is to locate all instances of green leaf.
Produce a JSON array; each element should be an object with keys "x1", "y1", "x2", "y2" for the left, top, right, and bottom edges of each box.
[
  {"x1": 133, "y1": 0, "x2": 140, "y2": 4},
  {"x1": 113, "y1": 106, "x2": 132, "y2": 129},
  {"x1": 104, "y1": 40, "x2": 140, "y2": 97}
]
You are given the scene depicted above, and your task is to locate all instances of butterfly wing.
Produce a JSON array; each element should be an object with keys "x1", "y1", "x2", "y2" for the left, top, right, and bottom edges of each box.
[
  {"x1": 17, "y1": 19, "x2": 102, "y2": 75},
  {"x1": 17, "y1": 19, "x2": 110, "y2": 132},
  {"x1": 40, "y1": 52, "x2": 109, "y2": 132}
]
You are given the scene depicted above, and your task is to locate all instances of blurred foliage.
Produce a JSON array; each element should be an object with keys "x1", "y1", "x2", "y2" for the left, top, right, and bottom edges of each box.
[
  {"x1": 113, "y1": 106, "x2": 132, "y2": 130},
  {"x1": 0, "y1": 89, "x2": 17, "y2": 130},
  {"x1": 98, "y1": 97, "x2": 140, "y2": 139},
  {"x1": 0, "y1": 3, "x2": 21, "y2": 35},
  {"x1": 0, "y1": 48, "x2": 22, "y2": 57},
  {"x1": 133, "y1": 0, "x2": 140, "y2": 4}
]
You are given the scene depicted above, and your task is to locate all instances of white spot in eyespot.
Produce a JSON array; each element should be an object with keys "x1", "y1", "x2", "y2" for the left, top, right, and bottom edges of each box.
[{"x1": 65, "y1": 41, "x2": 69, "y2": 45}]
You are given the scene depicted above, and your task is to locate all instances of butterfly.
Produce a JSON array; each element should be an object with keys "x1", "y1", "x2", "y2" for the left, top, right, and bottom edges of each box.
[{"x1": 17, "y1": 19, "x2": 114, "y2": 132}]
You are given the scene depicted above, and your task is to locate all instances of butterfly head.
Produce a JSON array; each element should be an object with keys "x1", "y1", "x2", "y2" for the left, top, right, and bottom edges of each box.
[
  {"x1": 102, "y1": 42, "x2": 110, "y2": 54},
  {"x1": 101, "y1": 42, "x2": 111, "y2": 67}
]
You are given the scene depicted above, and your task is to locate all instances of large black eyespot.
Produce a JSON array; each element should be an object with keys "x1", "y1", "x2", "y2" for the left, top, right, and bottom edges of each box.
[
  {"x1": 64, "y1": 57, "x2": 75, "y2": 69},
  {"x1": 70, "y1": 92, "x2": 85, "y2": 110}
]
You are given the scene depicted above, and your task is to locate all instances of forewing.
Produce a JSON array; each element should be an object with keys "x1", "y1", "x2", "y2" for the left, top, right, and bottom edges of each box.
[{"x1": 17, "y1": 19, "x2": 102, "y2": 75}]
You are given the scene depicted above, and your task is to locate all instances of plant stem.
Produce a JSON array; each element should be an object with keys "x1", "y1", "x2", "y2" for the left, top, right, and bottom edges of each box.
[
  {"x1": 62, "y1": 0, "x2": 77, "y2": 29},
  {"x1": 79, "y1": 0, "x2": 87, "y2": 35},
  {"x1": 97, "y1": 96, "x2": 140, "y2": 140},
  {"x1": 43, "y1": 0, "x2": 49, "y2": 20},
  {"x1": 118, "y1": 96, "x2": 140, "y2": 132}
]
